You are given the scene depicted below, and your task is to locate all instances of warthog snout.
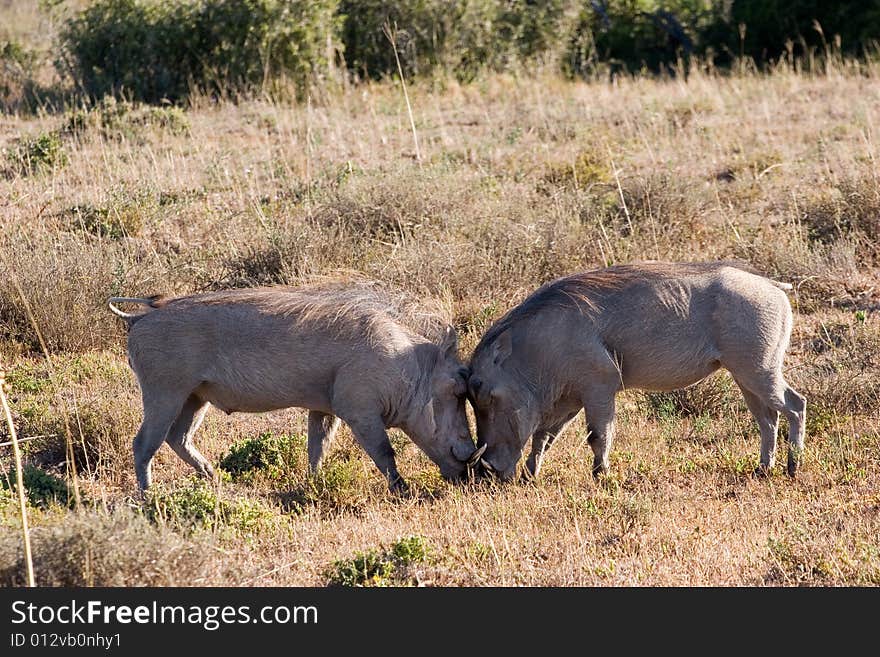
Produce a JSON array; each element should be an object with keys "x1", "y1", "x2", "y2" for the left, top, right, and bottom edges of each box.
[
  {"x1": 451, "y1": 442, "x2": 484, "y2": 464},
  {"x1": 477, "y1": 455, "x2": 516, "y2": 482},
  {"x1": 442, "y1": 444, "x2": 486, "y2": 482}
]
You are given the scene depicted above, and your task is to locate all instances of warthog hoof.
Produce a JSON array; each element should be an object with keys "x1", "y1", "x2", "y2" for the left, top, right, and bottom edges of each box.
[
  {"x1": 753, "y1": 464, "x2": 772, "y2": 478},
  {"x1": 389, "y1": 476, "x2": 410, "y2": 496}
]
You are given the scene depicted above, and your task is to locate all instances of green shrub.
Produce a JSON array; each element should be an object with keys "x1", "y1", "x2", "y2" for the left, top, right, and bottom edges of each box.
[
  {"x1": 1, "y1": 465, "x2": 72, "y2": 508},
  {"x1": 5, "y1": 131, "x2": 66, "y2": 176},
  {"x1": 66, "y1": 203, "x2": 143, "y2": 239},
  {"x1": 726, "y1": 0, "x2": 880, "y2": 64},
  {"x1": 64, "y1": 96, "x2": 190, "y2": 140},
  {"x1": 339, "y1": 0, "x2": 569, "y2": 81},
  {"x1": 58, "y1": 0, "x2": 340, "y2": 103},
  {"x1": 390, "y1": 534, "x2": 429, "y2": 563},
  {"x1": 0, "y1": 39, "x2": 40, "y2": 112},
  {"x1": 565, "y1": 0, "x2": 723, "y2": 77},
  {"x1": 219, "y1": 431, "x2": 305, "y2": 482},
  {"x1": 326, "y1": 535, "x2": 430, "y2": 586},
  {"x1": 327, "y1": 548, "x2": 395, "y2": 586},
  {"x1": 565, "y1": 1, "x2": 880, "y2": 76},
  {"x1": 144, "y1": 478, "x2": 280, "y2": 535}
]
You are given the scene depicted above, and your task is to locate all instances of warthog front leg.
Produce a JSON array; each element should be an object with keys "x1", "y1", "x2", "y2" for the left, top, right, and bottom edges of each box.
[
  {"x1": 345, "y1": 416, "x2": 406, "y2": 493},
  {"x1": 307, "y1": 411, "x2": 342, "y2": 472},
  {"x1": 524, "y1": 411, "x2": 579, "y2": 479},
  {"x1": 165, "y1": 394, "x2": 214, "y2": 481}
]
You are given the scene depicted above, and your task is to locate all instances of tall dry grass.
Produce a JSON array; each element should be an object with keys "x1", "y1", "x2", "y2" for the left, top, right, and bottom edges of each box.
[{"x1": 1, "y1": 47, "x2": 879, "y2": 585}]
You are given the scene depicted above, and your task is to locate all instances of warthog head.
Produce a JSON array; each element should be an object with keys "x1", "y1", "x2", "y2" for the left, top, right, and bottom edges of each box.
[
  {"x1": 406, "y1": 327, "x2": 484, "y2": 482},
  {"x1": 467, "y1": 329, "x2": 539, "y2": 481}
]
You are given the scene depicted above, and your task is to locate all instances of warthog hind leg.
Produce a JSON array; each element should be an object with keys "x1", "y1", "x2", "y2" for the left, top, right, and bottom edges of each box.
[
  {"x1": 133, "y1": 392, "x2": 187, "y2": 491},
  {"x1": 780, "y1": 385, "x2": 806, "y2": 476},
  {"x1": 584, "y1": 398, "x2": 617, "y2": 478},
  {"x1": 524, "y1": 411, "x2": 579, "y2": 479},
  {"x1": 734, "y1": 372, "x2": 806, "y2": 477},
  {"x1": 165, "y1": 394, "x2": 213, "y2": 480},
  {"x1": 307, "y1": 411, "x2": 342, "y2": 472},
  {"x1": 735, "y1": 382, "x2": 781, "y2": 475}
]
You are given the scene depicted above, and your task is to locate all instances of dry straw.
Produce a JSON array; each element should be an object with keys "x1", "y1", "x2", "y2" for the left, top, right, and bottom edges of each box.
[
  {"x1": 0, "y1": 248, "x2": 82, "y2": 508},
  {"x1": 384, "y1": 21, "x2": 422, "y2": 165},
  {"x1": 0, "y1": 368, "x2": 34, "y2": 586}
]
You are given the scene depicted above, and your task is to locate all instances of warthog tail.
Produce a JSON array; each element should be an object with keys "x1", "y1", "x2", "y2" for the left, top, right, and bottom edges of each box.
[{"x1": 108, "y1": 295, "x2": 165, "y2": 324}]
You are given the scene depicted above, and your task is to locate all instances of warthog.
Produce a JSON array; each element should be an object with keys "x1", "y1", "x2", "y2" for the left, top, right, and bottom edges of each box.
[
  {"x1": 108, "y1": 285, "x2": 482, "y2": 492},
  {"x1": 468, "y1": 261, "x2": 806, "y2": 482}
]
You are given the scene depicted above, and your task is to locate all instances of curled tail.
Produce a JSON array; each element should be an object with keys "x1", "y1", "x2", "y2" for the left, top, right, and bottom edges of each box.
[{"x1": 108, "y1": 295, "x2": 166, "y2": 326}]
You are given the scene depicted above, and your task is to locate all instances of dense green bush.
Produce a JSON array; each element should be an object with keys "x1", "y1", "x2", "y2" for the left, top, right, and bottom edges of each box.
[
  {"x1": 4, "y1": 130, "x2": 67, "y2": 176},
  {"x1": 566, "y1": 0, "x2": 880, "y2": 76},
  {"x1": 57, "y1": 0, "x2": 340, "y2": 103},
  {"x1": 726, "y1": 1, "x2": 880, "y2": 62},
  {"x1": 1, "y1": 465, "x2": 72, "y2": 508},
  {"x1": 53, "y1": 0, "x2": 880, "y2": 102},
  {"x1": 339, "y1": 0, "x2": 570, "y2": 81},
  {"x1": 566, "y1": 0, "x2": 720, "y2": 76}
]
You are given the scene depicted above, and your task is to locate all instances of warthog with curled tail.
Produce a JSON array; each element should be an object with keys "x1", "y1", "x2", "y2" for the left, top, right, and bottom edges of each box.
[
  {"x1": 467, "y1": 261, "x2": 806, "y2": 482},
  {"x1": 108, "y1": 284, "x2": 482, "y2": 493}
]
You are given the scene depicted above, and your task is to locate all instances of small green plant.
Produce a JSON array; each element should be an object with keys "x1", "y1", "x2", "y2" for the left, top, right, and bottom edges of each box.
[
  {"x1": 5, "y1": 363, "x2": 51, "y2": 394},
  {"x1": 144, "y1": 478, "x2": 279, "y2": 535},
  {"x1": 542, "y1": 151, "x2": 610, "y2": 190},
  {"x1": 391, "y1": 535, "x2": 429, "y2": 564},
  {"x1": 282, "y1": 455, "x2": 371, "y2": 515},
  {"x1": 806, "y1": 405, "x2": 839, "y2": 436},
  {"x1": 63, "y1": 97, "x2": 190, "y2": 140},
  {"x1": 219, "y1": 431, "x2": 304, "y2": 482},
  {"x1": 7, "y1": 131, "x2": 66, "y2": 175},
  {"x1": 67, "y1": 203, "x2": 142, "y2": 239},
  {"x1": 1, "y1": 465, "x2": 72, "y2": 508},
  {"x1": 327, "y1": 548, "x2": 395, "y2": 587},
  {"x1": 145, "y1": 478, "x2": 218, "y2": 529},
  {"x1": 326, "y1": 535, "x2": 431, "y2": 586}
]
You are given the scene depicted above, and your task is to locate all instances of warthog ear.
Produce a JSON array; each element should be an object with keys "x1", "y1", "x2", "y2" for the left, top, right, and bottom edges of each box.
[
  {"x1": 492, "y1": 329, "x2": 512, "y2": 365},
  {"x1": 438, "y1": 325, "x2": 458, "y2": 360}
]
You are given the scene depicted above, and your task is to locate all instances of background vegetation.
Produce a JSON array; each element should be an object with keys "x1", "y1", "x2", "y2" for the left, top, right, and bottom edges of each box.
[
  {"x1": 0, "y1": 1, "x2": 878, "y2": 586},
  {"x1": 3, "y1": 1, "x2": 880, "y2": 110}
]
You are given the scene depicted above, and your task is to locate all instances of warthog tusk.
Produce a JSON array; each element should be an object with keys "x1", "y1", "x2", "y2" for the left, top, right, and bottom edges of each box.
[
  {"x1": 480, "y1": 458, "x2": 495, "y2": 473},
  {"x1": 466, "y1": 444, "x2": 487, "y2": 466}
]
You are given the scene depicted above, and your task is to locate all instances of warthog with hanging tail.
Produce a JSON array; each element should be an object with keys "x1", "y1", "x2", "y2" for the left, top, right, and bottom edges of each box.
[{"x1": 109, "y1": 284, "x2": 481, "y2": 492}]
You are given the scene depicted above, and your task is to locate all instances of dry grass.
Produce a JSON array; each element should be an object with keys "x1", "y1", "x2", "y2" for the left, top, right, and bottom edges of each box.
[{"x1": 1, "y1": 30, "x2": 879, "y2": 586}]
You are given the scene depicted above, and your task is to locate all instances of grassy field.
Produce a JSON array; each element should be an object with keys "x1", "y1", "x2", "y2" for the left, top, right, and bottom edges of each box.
[{"x1": 1, "y1": 13, "x2": 879, "y2": 585}]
